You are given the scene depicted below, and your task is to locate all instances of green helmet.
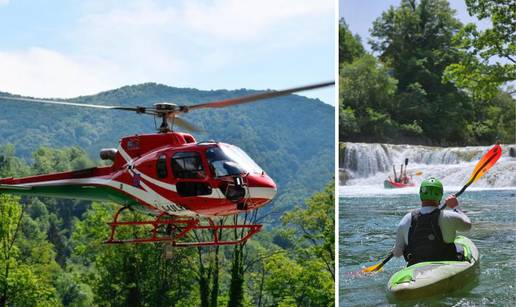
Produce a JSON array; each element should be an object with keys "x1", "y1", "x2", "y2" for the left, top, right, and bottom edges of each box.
[{"x1": 419, "y1": 177, "x2": 443, "y2": 202}]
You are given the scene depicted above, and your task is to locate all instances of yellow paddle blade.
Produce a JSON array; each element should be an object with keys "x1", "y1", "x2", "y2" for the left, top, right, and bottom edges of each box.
[
  {"x1": 362, "y1": 262, "x2": 384, "y2": 273},
  {"x1": 414, "y1": 171, "x2": 423, "y2": 176},
  {"x1": 469, "y1": 144, "x2": 502, "y2": 183},
  {"x1": 361, "y1": 252, "x2": 393, "y2": 274}
]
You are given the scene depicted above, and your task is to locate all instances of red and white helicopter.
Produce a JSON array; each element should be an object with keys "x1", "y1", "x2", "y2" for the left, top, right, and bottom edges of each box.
[{"x1": 0, "y1": 82, "x2": 333, "y2": 247}]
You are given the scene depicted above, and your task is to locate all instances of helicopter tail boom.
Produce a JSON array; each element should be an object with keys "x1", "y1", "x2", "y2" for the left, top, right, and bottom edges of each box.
[{"x1": 0, "y1": 166, "x2": 131, "y2": 203}]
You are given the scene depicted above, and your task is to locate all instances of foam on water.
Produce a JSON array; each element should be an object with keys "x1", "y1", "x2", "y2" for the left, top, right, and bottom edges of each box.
[
  {"x1": 339, "y1": 185, "x2": 516, "y2": 197},
  {"x1": 340, "y1": 143, "x2": 516, "y2": 189}
]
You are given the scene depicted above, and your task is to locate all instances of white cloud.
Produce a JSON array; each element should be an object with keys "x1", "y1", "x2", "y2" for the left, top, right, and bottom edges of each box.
[
  {"x1": 0, "y1": 48, "x2": 127, "y2": 98},
  {"x1": 78, "y1": 0, "x2": 332, "y2": 42},
  {"x1": 0, "y1": 0, "x2": 334, "y2": 100},
  {"x1": 182, "y1": 0, "x2": 332, "y2": 41},
  {"x1": 75, "y1": 0, "x2": 333, "y2": 84},
  {"x1": 0, "y1": 0, "x2": 10, "y2": 7}
]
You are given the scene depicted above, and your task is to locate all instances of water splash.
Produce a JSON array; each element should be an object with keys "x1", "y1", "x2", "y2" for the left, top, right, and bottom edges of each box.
[{"x1": 340, "y1": 143, "x2": 516, "y2": 188}]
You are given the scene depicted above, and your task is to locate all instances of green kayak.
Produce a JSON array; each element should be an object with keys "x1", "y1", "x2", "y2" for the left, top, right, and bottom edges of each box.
[{"x1": 387, "y1": 236, "x2": 479, "y2": 300}]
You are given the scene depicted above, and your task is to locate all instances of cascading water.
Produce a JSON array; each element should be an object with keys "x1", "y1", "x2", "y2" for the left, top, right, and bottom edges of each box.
[{"x1": 340, "y1": 143, "x2": 516, "y2": 190}]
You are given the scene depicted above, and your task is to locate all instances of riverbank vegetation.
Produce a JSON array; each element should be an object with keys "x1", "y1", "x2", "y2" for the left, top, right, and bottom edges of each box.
[{"x1": 339, "y1": 0, "x2": 515, "y2": 146}]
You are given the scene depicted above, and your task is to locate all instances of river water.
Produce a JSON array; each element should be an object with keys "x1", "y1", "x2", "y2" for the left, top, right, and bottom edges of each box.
[
  {"x1": 339, "y1": 143, "x2": 516, "y2": 306},
  {"x1": 339, "y1": 188, "x2": 515, "y2": 306}
]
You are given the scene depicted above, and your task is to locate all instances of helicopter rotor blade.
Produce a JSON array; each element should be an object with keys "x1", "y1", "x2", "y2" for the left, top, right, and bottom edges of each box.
[
  {"x1": 172, "y1": 116, "x2": 200, "y2": 132},
  {"x1": 1, "y1": 80, "x2": 333, "y2": 133},
  {"x1": 0, "y1": 95, "x2": 147, "y2": 113},
  {"x1": 186, "y1": 81, "x2": 334, "y2": 111}
]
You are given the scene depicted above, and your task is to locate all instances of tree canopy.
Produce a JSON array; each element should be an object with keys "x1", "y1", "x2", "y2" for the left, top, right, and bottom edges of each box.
[
  {"x1": 339, "y1": 0, "x2": 515, "y2": 146},
  {"x1": 444, "y1": 0, "x2": 516, "y2": 100},
  {"x1": 339, "y1": 20, "x2": 365, "y2": 65}
]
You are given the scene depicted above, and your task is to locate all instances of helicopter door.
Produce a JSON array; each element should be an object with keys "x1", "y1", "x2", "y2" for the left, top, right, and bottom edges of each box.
[
  {"x1": 156, "y1": 154, "x2": 168, "y2": 178},
  {"x1": 171, "y1": 152, "x2": 212, "y2": 197}
]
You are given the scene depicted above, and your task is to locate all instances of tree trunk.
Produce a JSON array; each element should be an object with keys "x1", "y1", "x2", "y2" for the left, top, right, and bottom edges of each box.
[
  {"x1": 198, "y1": 254, "x2": 211, "y2": 307},
  {"x1": 227, "y1": 244, "x2": 245, "y2": 307},
  {"x1": 209, "y1": 245, "x2": 220, "y2": 307},
  {"x1": 0, "y1": 201, "x2": 24, "y2": 307},
  {"x1": 257, "y1": 266, "x2": 265, "y2": 307},
  {"x1": 125, "y1": 251, "x2": 142, "y2": 307}
]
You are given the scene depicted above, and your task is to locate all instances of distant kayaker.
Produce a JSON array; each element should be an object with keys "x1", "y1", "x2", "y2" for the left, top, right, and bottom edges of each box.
[{"x1": 392, "y1": 178, "x2": 472, "y2": 266}]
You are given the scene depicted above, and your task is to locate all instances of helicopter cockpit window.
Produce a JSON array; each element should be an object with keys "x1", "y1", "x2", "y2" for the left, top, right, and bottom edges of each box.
[
  {"x1": 171, "y1": 152, "x2": 205, "y2": 179},
  {"x1": 206, "y1": 144, "x2": 263, "y2": 177},
  {"x1": 156, "y1": 154, "x2": 168, "y2": 179}
]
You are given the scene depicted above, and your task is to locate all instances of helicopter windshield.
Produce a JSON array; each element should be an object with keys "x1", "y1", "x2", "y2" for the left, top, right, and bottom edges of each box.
[{"x1": 206, "y1": 144, "x2": 263, "y2": 177}]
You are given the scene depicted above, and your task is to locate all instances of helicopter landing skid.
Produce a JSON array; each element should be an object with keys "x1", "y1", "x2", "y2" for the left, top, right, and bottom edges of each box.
[{"x1": 104, "y1": 207, "x2": 262, "y2": 247}]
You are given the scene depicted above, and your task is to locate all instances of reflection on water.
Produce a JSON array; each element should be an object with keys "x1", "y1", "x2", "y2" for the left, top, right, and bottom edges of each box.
[{"x1": 339, "y1": 189, "x2": 516, "y2": 306}]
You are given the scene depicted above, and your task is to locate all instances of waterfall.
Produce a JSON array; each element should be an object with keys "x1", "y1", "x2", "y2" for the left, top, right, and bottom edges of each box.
[{"x1": 340, "y1": 143, "x2": 516, "y2": 188}]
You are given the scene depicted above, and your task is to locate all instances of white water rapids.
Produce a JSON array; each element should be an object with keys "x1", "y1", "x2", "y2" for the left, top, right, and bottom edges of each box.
[{"x1": 339, "y1": 143, "x2": 516, "y2": 196}]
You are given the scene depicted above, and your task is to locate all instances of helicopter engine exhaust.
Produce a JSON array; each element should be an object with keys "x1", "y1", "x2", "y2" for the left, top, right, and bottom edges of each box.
[{"x1": 100, "y1": 148, "x2": 118, "y2": 161}]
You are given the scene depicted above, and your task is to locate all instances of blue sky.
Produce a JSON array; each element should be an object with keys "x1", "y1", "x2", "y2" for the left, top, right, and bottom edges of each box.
[
  {"x1": 0, "y1": 0, "x2": 335, "y2": 105},
  {"x1": 340, "y1": 0, "x2": 489, "y2": 53}
]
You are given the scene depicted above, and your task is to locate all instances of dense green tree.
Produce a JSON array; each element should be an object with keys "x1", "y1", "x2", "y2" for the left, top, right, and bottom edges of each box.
[
  {"x1": 71, "y1": 203, "x2": 198, "y2": 306},
  {"x1": 468, "y1": 91, "x2": 516, "y2": 144},
  {"x1": 0, "y1": 195, "x2": 60, "y2": 306},
  {"x1": 227, "y1": 212, "x2": 262, "y2": 307},
  {"x1": 262, "y1": 249, "x2": 333, "y2": 306},
  {"x1": 444, "y1": 0, "x2": 516, "y2": 99},
  {"x1": 339, "y1": 0, "x2": 514, "y2": 146},
  {"x1": 283, "y1": 182, "x2": 335, "y2": 280},
  {"x1": 369, "y1": 0, "x2": 476, "y2": 144},
  {"x1": 263, "y1": 252, "x2": 303, "y2": 305},
  {"x1": 339, "y1": 19, "x2": 365, "y2": 65},
  {"x1": 0, "y1": 145, "x2": 31, "y2": 178},
  {"x1": 227, "y1": 244, "x2": 245, "y2": 306},
  {"x1": 33, "y1": 146, "x2": 96, "y2": 174},
  {"x1": 29, "y1": 147, "x2": 97, "y2": 265},
  {"x1": 370, "y1": 0, "x2": 462, "y2": 90},
  {"x1": 54, "y1": 272, "x2": 94, "y2": 307},
  {"x1": 195, "y1": 246, "x2": 222, "y2": 307},
  {"x1": 340, "y1": 55, "x2": 399, "y2": 142},
  {"x1": 252, "y1": 182, "x2": 336, "y2": 306}
]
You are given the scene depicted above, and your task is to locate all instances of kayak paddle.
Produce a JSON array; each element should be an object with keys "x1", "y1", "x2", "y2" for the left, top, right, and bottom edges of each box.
[
  {"x1": 361, "y1": 143, "x2": 502, "y2": 274},
  {"x1": 361, "y1": 252, "x2": 393, "y2": 273},
  {"x1": 454, "y1": 143, "x2": 502, "y2": 198}
]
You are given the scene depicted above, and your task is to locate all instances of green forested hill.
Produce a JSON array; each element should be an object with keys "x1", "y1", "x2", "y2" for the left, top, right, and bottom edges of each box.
[{"x1": 0, "y1": 83, "x2": 334, "y2": 217}]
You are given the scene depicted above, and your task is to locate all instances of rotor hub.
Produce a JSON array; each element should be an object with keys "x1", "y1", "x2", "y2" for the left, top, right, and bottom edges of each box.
[
  {"x1": 154, "y1": 102, "x2": 178, "y2": 112},
  {"x1": 154, "y1": 102, "x2": 189, "y2": 114}
]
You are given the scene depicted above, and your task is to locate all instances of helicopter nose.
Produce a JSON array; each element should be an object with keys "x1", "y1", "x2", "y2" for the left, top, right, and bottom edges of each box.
[{"x1": 246, "y1": 173, "x2": 277, "y2": 201}]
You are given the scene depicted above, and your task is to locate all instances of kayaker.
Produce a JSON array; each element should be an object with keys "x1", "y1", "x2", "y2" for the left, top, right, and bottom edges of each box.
[{"x1": 392, "y1": 178, "x2": 472, "y2": 266}]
